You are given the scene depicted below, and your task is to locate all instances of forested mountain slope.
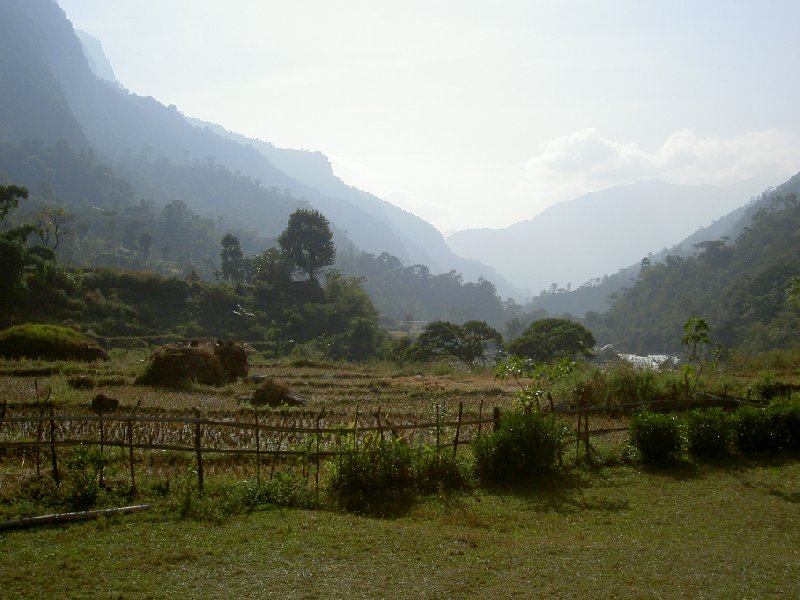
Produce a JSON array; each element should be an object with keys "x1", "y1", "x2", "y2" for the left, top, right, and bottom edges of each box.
[
  {"x1": 2, "y1": 0, "x2": 514, "y2": 298},
  {"x1": 447, "y1": 179, "x2": 765, "y2": 295},
  {"x1": 585, "y1": 172, "x2": 800, "y2": 353}
]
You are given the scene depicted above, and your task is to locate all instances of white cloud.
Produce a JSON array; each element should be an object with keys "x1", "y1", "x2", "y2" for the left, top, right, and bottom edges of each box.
[{"x1": 513, "y1": 128, "x2": 800, "y2": 216}]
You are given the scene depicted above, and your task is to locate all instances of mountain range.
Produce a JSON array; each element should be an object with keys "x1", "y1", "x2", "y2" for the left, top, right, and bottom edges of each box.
[
  {"x1": 1, "y1": 0, "x2": 793, "y2": 331},
  {"x1": 446, "y1": 178, "x2": 773, "y2": 296},
  {"x1": 0, "y1": 0, "x2": 525, "y2": 299}
]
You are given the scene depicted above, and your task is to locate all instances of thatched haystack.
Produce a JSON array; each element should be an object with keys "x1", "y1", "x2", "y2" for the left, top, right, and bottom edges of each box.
[
  {"x1": 137, "y1": 339, "x2": 248, "y2": 388},
  {"x1": 251, "y1": 378, "x2": 307, "y2": 407}
]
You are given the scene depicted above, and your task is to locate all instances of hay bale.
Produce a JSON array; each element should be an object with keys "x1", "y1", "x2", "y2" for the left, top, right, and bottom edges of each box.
[
  {"x1": 252, "y1": 378, "x2": 306, "y2": 407},
  {"x1": 68, "y1": 375, "x2": 96, "y2": 390},
  {"x1": 90, "y1": 393, "x2": 119, "y2": 413},
  {"x1": 214, "y1": 340, "x2": 249, "y2": 381},
  {"x1": 136, "y1": 339, "x2": 248, "y2": 388}
]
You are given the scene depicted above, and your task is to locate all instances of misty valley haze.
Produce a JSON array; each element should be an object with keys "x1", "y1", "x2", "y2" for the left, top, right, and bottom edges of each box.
[{"x1": 0, "y1": 0, "x2": 798, "y2": 357}]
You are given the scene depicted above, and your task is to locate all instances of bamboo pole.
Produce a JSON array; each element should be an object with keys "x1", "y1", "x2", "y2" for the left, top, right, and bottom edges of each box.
[
  {"x1": 254, "y1": 406, "x2": 261, "y2": 484},
  {"x1": 193, "y1": 408, "x2": 204, "y2": 493},
  {"x1": 315, "y1": 408, "x2": 325, "y2": 495},
  {"x1": 0, "y1": 504, "x2": 153, "y2": 531},
  {"x1": 49, "y1": 403, "x2": 59, "y2": 487},
  {"x1": 452, "y1": 401, "x2": 463, "y2": 457},
  {"x1": 98, "y1": 407, "x2": 105, "y2": 487}
]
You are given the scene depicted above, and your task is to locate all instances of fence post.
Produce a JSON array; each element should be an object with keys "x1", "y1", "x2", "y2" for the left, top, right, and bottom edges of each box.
[
  {"x1": 49, "y1": 403, "x2": 59, "y2": 487},
  {"x1": 98, "y1": 407, "x2": 105, "y2": 487},
  {"x1": 193, "y1": 408, "x2": 204, "y2": 493},
  {"x1": 452, "y1": 401, "x2": 463, "y2": 457},
  {"x1": 435, "y1": 403, "x2": 441, "y2": 453},
  {"x1": 36, "y1": 409, "x2": 43, "y2": 477},
  {"x1": 493, "y1": 407, "x2": 501, "y2": 432},
  {"x1": 477, "y1": 399, "x2": 484, "y2": 437},
  {"x1": 254, "y1": 406, "x2": 261, "y2": 484},
  {"x1": 315, "y1": 408, "x2": 325, "y2": 495}
]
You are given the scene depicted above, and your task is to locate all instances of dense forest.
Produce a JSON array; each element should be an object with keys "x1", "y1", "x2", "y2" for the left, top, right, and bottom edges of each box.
[{"x1": 586, "y1": 181, "x2": 800, "y2": 354}]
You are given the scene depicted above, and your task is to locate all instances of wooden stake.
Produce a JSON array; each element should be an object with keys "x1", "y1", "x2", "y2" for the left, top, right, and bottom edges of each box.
[
  {"x1": 98, "y1": 407, "x2": 105, "y2": 487},
  {"x1": 254, "y1": 406, "x2": 261, "y2": 484},
  {"x1": 452, "y1": 401, "x2": 463, "y2": 457},
  {"x1": 49, "y1": 403, "x2": 59, "y2": 487},
  {"x1": 493, "y1": 406, "x2": 501, "y2": 432},
  {"x1": 435, "y1": 403, "x2": 441, "y2": 453},
  {"x1": 193, "y1": 408, "x2": 204, "y2": 493}
]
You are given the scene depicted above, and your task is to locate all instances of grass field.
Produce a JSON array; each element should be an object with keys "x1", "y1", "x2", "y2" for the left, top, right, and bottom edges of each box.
[
  {"x1": 1, "y1": 351, "x2": 799, "y2": 598},
  {"x1": 1, "y1": 460, "x2": 798, "y2": 599}
]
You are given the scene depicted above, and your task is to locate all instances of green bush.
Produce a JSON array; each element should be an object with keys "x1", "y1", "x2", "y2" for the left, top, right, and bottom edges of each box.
[
  {"x1": 735, "y1": 403, "x2": 800, "y2": 454},
  {"x1": 734, "y1": 406, "x2": 775, "y2": 454},
  {"x1": 0, "y1": 323, "x2": 108, "y2": 362},
  {"x1": 472, "y1": 411, "x2": 570, "y2": 484},
  {"x1": 769, "y1": 402, "x2": 800, "y2": 451},
  {"x1": 415, "y1": 450, "x2": 472, "y2": 494},
  {"x1": 63, "y1": 446, "x2": 105, "y2": 511},
  {"x1": 328, "y1": 436, "x2": 416, "y2": 515},
  {"x1": 685, "y1": 408, "x2": 732, "y2": 458},
  {"x1": 629, "y1": 411, "x2": 682, "y2": 465}
]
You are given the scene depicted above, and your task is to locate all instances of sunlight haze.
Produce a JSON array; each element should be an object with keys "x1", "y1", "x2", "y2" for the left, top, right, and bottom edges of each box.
[{"x1": 56, "y1": 0, "x2": 800, "y2": 231}]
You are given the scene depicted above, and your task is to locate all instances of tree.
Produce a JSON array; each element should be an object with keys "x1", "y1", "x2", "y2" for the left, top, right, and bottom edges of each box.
[
  {"x1": 506, "y1": 318, "x2": 595, "y2": 363},
  {"x1": 218, "y1": 233, "x2": 245, "y2": 283},
  {"x1": 138, "y1": 231, "x2": 153, "y2": 265},
  {"x1": 0, "y1": 185, "x2": 28, "y2": 222},
  {"x1": 415, "y1": 319, "x2": 503, "y2": 366},
  {"x1": 278, "y1": 209, "x2": 335, "y2": 281},
  {"x1": 35, "y1": 207, "x2": 73, "y2": 250},
  {"x1": 0, "y1": 185, "x2": 56, "y2": 325}
]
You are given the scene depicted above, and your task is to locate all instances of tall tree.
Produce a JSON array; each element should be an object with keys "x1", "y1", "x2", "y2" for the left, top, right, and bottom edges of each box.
[
  {"x1": 0, "y1": 185, "x2": 56, "y2": 325},
  {"x1": 278, "y1": 209, "x2": 336, "y2": 281},
  {"x1": 218, "y1": 233, "x2": 245, "y2": 283}
]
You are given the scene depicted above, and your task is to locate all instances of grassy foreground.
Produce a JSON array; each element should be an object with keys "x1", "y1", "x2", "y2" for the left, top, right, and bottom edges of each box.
[{"x1": 2, "y1": 460, "x2": 798, "y2": 599}]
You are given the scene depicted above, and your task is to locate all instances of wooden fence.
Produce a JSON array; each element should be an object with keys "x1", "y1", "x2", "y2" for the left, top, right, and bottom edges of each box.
[
  {"x1": 0, "y1": 401, "x2": 508, "y2": 492},
  {"x1": 3, "y1": 393, "x2": 758, "y2": 492}
]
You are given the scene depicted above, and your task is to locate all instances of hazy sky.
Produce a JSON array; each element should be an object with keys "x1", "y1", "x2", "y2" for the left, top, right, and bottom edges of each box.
[{"x1": 57, "y1": 0, "x2": 800, "y2": 232}]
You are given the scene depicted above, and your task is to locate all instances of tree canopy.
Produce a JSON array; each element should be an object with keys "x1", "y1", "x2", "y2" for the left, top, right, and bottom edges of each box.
[
  {"x1": 506, "y1": 318, "x2": 596, "y2": 363},
  {"x1": 278, "y1": 209, "x2": 335, "y2": 281},
  {"x1": 415, "y1": 319, "x2": 503, "y2": 365}
]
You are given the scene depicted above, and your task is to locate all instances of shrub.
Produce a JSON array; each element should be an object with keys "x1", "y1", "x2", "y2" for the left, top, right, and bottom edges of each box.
[
  {"x1": 629, "y1": 411, "x2": 682, "y2": 465},
  {"x1": 685, "y1": 408, "x2": 732, "y2": 458},
  {"x1": 472, "y1": 411, "x2": 570, "y2": 484},
  {"x1": 735, "y1": 403, "x2": 800, "y2": 454},
  {"x1": 769, "y1": 402, "x2": 800, "y2": 451},
  {"x1": 734, "y1": 406, "x2": 774, "y2": 454},
  {"x1": 327, "y1": 436, "x2": 416, "y2": 515},
  {"x1": 175, "y1": 474, "x2": 316, "y2": 522},
  {"x1": 63, "y1": 446, "x2": 105, "y2": 511},
  {"x1": 415, "y1": 450, "x2": 472, "y2": 494},
  {"x1": 0, "y1": 323, "x2": 108, "y2": 362}
]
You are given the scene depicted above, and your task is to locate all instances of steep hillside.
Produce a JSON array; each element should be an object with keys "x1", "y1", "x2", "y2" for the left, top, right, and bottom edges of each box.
[
  {"x1": 585, "y1": 172, "x2": 800, "y2": 353},
  {"x1": 19, "y1": 0, "x2": 515, "y2": 296},
  {"x1": 188, "y1": 119, "x2": 526, "y2": 299},
  {"x1": 447, "y1": 179, "x2": 764, "y2": 295},
  {"x1": 0, "y1": 2, "x2": 86, "y2": 147},
  {"x1": 529, "y1": 200, "x2": 753, "y2": 317}
]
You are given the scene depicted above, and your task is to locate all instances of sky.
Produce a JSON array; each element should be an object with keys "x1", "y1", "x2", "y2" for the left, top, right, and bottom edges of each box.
[{"x1": 56, "y1": 0, "x2": 800, "y2": 232}]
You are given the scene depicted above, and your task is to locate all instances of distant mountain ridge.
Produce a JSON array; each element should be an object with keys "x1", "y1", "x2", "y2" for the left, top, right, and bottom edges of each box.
[
  {"x1": 447, "y1": 178, "x2": 771, "y2": 295},
  {"x1": 13, "y1": 0, "x2": 521, "y2": 299}
]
